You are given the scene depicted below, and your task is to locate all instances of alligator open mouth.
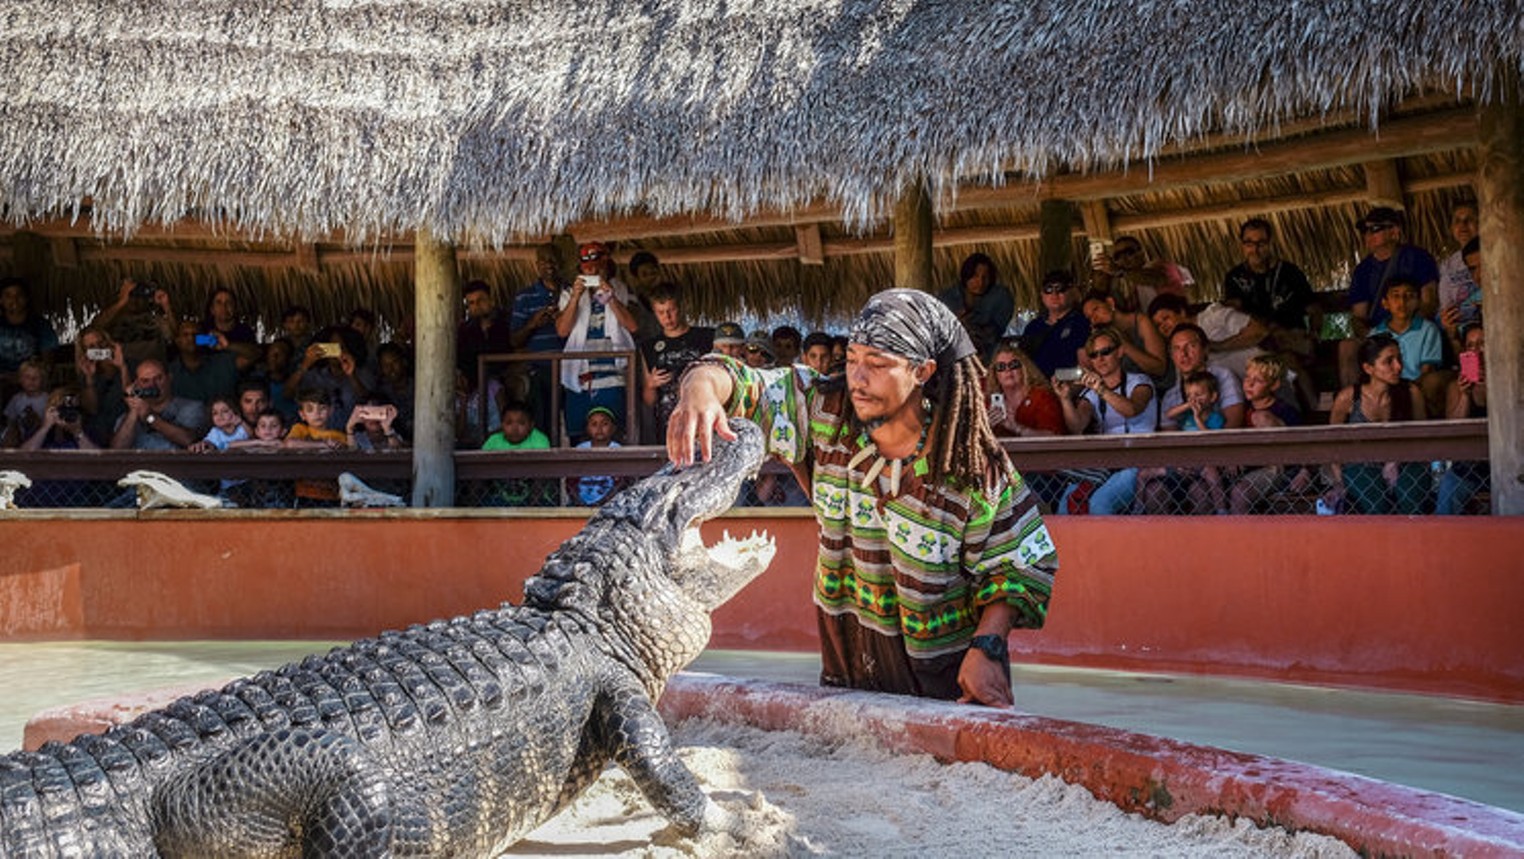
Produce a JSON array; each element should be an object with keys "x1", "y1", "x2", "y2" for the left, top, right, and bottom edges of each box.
[{"x1": 674, "y1": 526, "x2": 777, "y2": 610}]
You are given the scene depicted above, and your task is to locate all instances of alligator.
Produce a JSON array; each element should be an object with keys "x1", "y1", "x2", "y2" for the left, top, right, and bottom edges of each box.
[{"x1": 0, "y1": 418, "x2": 774, "y2": 857}]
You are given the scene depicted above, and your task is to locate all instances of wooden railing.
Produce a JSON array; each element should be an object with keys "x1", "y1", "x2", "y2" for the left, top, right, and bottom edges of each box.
[{"x1": 0, "y1": 420, "x2": 1488, "y2": 484}]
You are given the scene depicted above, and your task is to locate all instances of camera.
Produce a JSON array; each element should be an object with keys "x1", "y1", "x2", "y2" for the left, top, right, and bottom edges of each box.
[
  {"x1": 315, "y1": 342, "x2": 343, "y2": 359},
  {"x1": 1053, "y1": 367, "x2": 1084, "y2": 383},
  {"x1": 130, "y1": 386, "x2": 160, "y2": 400},
  {"x1": 130, "y1": 281, "x2": 157, "y2": 300},
  {"x1": 194, "y1": 334, "x2": 219, "y2": 348},
  {"x1": 57, "y1": 396, "x2": 81, "y2": 423},
  {"x1": 86, "y1": 347, "x2": 113, "y2": 361}
]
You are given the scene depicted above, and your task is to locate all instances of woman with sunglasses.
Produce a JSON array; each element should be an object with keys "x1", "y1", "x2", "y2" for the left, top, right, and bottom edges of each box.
[
  {"x1": 1054, "y1": 327, "x2": 1158, "y2": 515},
  {"x1": 985, "y1": 344, "x2": 1064, "y2": 438}
]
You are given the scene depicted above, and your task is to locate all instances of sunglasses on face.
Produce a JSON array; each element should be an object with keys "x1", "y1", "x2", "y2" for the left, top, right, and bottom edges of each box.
[
  {"x1": 1088, "y1": 344, "x2": 1120, "y2": 359},
  {"x1": 1040, "y1": 283, "x2": 1070, "y2": 294},
  {"x1": 579, "y1": 252, "x2": 607, "y2": 262},
  {"x1": 1112, "y1": 246, "x2": 1140, "y2": 260},
  {"x1": 1361, "y1": 224, "x2": 1395, "y2": 235},
  {"x1": 991, "y1": 361, "x2": 1022, "y2": 372}
]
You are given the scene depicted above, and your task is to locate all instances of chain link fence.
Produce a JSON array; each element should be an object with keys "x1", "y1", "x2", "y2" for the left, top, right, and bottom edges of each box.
[{"x1": 0, "y1": 421, "x2": 1493, "y2": 514}]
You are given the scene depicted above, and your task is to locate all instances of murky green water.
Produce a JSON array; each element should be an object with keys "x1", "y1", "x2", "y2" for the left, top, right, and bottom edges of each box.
[{"x1": 3, "y1": 642, "x2": 1520, "y2": 814}]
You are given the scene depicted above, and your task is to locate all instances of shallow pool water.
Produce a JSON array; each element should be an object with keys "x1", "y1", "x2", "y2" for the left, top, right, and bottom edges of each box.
[{"x1": 3, "y1": 642, "x2": 1520, "y2": 814}]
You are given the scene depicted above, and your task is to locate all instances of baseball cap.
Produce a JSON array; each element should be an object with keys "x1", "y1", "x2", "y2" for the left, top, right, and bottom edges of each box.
[
  {"x1": 714, "y1": 322, "x2": 745, "y2": 345},
  {"x1": 1356, "y1": 206, "x2": 1404, "y2": 233},
  {"x1": 744, "y1": 331, "x2": 776, "y2": 360}
]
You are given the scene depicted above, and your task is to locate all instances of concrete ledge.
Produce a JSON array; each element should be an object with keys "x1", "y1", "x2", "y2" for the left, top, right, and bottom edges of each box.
[{"x1": 659, "y1": 675, "x2": 1524, "y2": 859}]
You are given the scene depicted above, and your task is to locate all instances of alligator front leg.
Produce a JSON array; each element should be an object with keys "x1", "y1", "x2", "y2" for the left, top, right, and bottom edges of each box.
[
  {"x1": 597, "y1": 683, "x2": 727, "y2": 838},
  {"x1": 152, "y1": 727, "x2": 412, "y2": 857}
]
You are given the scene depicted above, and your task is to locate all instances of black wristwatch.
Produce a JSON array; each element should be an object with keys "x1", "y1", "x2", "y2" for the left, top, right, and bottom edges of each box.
[{"x1": 969, "y1": 633, "x2": 1009, "y2": 664}]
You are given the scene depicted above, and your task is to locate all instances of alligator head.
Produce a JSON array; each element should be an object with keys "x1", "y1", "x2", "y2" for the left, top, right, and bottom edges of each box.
[
  {"x1": 523, "y1": 418, "x2": 776, "y2": 686},
  {"x1": 600, "y1": 417, "x2": 776, "y2": 610}
]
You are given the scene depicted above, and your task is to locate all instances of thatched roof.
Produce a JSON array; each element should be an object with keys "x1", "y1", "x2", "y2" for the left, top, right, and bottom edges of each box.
[{"x1": 4, "y1": 0, "x2": 1520, "y2": 245}]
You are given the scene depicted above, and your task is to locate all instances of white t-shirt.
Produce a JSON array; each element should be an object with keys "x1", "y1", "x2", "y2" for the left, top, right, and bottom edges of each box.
[{"x1": 1195, "y1": 303, "x2": 1264, "y2": 380}]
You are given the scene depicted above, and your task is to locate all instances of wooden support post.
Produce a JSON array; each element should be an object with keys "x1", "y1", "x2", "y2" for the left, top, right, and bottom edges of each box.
[
  {"x1": 412, "y1": 227, "x2": 459, "y2": 508},
  {"x1": 49, "y1": 238, "x2": 79, "y2": 269},
  {"x1": 795, "y1": 224, "x2": 824, "y2": 265},
  {"x1": 1080, "y1": 200, "x2": 1114, "y2": 274},
  {"x1": 1039, "y1": 200, "x2": 1075, "y2": 278},
  {"x1": 1364, "y1": 160, "x2": 1404, "y2": 209},
  {"x1": 1477, "y1": 71, "x2": 1524, "y2": 515},
  {"x1": 893, "y1": 178, "x2": 933, "y2": 290},
  {"x1": 295, "y1": 243, "x2": 320, "y2": 274}
]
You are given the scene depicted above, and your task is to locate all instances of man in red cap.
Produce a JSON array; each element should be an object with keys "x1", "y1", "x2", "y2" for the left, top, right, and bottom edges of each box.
[{"x1": 554, "y1": 242, "x2": 639, "y2": 442}]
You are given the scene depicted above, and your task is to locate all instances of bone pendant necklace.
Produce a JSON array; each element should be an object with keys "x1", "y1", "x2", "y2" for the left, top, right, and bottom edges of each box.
[{"x1": 846, "y1": 422, "x2": 929, "y2": 496}]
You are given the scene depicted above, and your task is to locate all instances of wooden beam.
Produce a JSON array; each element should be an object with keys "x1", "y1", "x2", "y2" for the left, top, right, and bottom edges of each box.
[
  {"x1": 893, "y1": 178, "x2": 933, "y2": 290},
  {"x1": 1364, "y1": 160, "x2": 1405, "y2": 209},
  {"x1": 963, "y1": 109, "x2": 1478, "y2": 207},
  {"x1": 75, "y1": 244, "x2": 296, "y2": 269},
  {"x1": 795, "y1": 224, "x2": 824, "y2": 266},
  {"x1": 294, "y1": 243, "x2": 320, "y2": 274},
  {"x1": 411, "y1": 228, "x2": 458, "y2": 508},
  {"x1": 1477, "y1": 66, "x2": 1524, "y2": 514},
  {"x1": 1406, "y1": 172, "x2": 1475, "y2": 194},
  {"x1": 49, "y1": 238, "x2": 79, "y2": 269},
  {"x1": 1110, "y1": 185, "x2": 1370, "y2": 232}
]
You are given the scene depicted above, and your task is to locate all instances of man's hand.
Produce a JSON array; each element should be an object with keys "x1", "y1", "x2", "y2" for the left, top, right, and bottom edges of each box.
[
  {"x1": 956, "y1": 648, "x2": 1014, "y2": 708},
  {"x1": 645, "y1": 367, "x2": 672, "y2": 394},
  {"x1": 665, "y1": 364, "x2": 735, "y2": 467}
]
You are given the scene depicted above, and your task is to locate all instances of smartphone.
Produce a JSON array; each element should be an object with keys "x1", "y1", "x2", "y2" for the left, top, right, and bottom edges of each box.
[
  {"x1": 988, "y1": 392, "x2": 1007, "y2": 423},
  {"x1": 316, "y1": 343, "x2": 343, "y2": 359},
  {"x1": 1459, "y1": 351, "x2": 1482, "y2": 385},
  {"x1": 580, "y1": 274, "x2": 603, "y2": 290},
  {"x1": 86, "y1": 348, "x2": 113, "y2": 361},
  {"x1": 1054, "y1": 367, "x2": 1084, "y2": 383},
  {"x1": 194, "y1": 334, "x2": 219, "y2": 348}
]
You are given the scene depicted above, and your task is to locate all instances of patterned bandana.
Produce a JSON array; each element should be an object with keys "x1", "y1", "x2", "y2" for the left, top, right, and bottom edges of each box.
[{"x1": 848, "y1": 288, "x2": 976, "y2": 378}]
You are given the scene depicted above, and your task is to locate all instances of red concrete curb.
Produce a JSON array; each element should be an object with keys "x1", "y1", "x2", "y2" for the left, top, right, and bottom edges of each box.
[{"x1": 659, "y1": 674, "x2": 1524, "y2": 858}]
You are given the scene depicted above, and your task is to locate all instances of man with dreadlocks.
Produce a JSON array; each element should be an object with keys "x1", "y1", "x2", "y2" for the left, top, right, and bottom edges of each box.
[{"x1": 668, "y1": 288, "x2": 1058, "y2": 706}]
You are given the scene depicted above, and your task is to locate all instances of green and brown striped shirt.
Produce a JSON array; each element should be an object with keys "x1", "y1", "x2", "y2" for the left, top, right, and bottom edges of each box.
[{"x1": 713, "y1": 357, "x2": 1058, "y2": 660}]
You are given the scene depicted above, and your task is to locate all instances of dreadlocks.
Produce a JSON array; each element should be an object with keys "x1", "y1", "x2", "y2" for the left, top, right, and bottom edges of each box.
[{"x1": 926, "y1": 352, "x2": 1011, "y2": 493}]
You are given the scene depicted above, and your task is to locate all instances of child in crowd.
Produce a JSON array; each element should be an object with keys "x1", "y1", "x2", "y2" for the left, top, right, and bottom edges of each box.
[
  {"x1": 482, "y1": 401, "x2": 553, "y2": 505},
  {"x1": 285, "y1": 388, "x2": 349, "y2": 507},
  {"x1": 1230, "y1": 356, "x2": 1306, "y2": 514},
  {"x1": 189, "y1": 396, "x2": 251, "y2": 452},
  {"x1": 230, "y1": 408, "x2": 288, "y2": 449},
  {"x1": 227, "y1": 408, "x2": 292, "y2": 507},
  {"x1": 571, "y1": 406, "x2": 623, "y2": 506},
  {"x1": 346, "y1": 396, "x2": 407, "y2": 451},
  {"x1": 1371, "y1": 279, "x2": 1445, "y2": 416},
  {"x1": 2, "y1": 359, "x2": 50, "y2": 447},
  {"x1": 1139, "y1": 371, "x2": 1228, "y2": 513}
]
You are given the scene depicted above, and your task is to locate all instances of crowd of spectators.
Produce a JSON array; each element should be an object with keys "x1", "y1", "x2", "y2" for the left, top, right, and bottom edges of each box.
[{"x1": 0, "y1": 202, "x2": 1494, "y2": 513}]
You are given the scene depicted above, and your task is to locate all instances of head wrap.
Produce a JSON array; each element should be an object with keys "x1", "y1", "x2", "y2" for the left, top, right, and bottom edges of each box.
[{"x1": 848, "y1": 288, "x2": 976, "y2": 378}]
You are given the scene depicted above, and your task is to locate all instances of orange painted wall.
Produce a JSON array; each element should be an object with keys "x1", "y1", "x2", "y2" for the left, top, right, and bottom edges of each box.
[{"x1": 3, "y1": 515, "x2": 1521, "y2": 701}]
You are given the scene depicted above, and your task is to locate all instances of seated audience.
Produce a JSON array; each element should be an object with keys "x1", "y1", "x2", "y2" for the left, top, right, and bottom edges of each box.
[
  {"x1": 986, "y1": 343, "x2": 1065, "y2": 438},
  {"x1": 188, "y1": 395, "x2": 251, "y2": 453},
  {"x1": 236, "y1": 380, "x2": 270, "y2": 429},
  {"x1": 169, "y1": 319, "x2": 242, "y2": 405},
  {"x1": 110, "y1": 360, "x2": 208, "y2": 450},
  {"x1": 1436, "y1": 201, "x2": 1480, "y2": 334},
  {"x1": 373, "y1": 343, "x2": 415, "y2": 437},
  {"x1": 199, "y1": 286, "x2": 259, "y2": 346},
  {"x1": 226, "y1": 407, "x2": 293, "y2": 507},
  {"x1": 569, "y1": 406, "x2": 624, "y2": 506},
  {"x1": 1054, "y1": 327, "x2": 1158, "y2": 515},
  {"x1": 1140, "y1": 370, "x2": 1229, "y2": 515},
  {"x1": 482, "y1": 400, "x2": 555, "y2": 506},
  {"x1": 2, "y1": 358, "x2": 50, "y2": 447},
  {"x1": 92, "y1": 278, "x2": 175, "y2": 368},
  {"x1": 1370, "y1": 279, "x2": 1447, "y2": 417},
  {"x1": 0, "y1": 276, "x2": 59, "y2": 383},
  {"x1": 1437, "y1": 323, "x2": 1488, "y2": 515},
  {"x1": 1228, "y1": 355, "x2": 1306, "y2": 514},
  {"x1": 1221, "y1": 217, "x2": 1321, "y2": 360},
  {"x1": 1020, "y1": 270, "x2": 1090, "y2": 377},
  {"x1": 1440, "y1": 237, "x2": 1483, "y2": 358},
  {"x1": 770, "y1": 325, "x2": 802, "y2": 367},
  {"x1": 286, "y1": 388, "x2": 351, "y2": 508},
  {"x1": 801, "y1": 331, "x2": 834, "y2": 375},
  {"x1": 346, "y1": 395, "x2": 407, "y2": 451},
  {"x1": 1157, "y1": 324, "x2": 1245, "y2": 430},
  {"x1": 743, "y1": 331, "x2": 775, "y2": 369},
  {"x1": 278, "y1": 305, "x2": 315, "y2": 353},
  {"x1": 712, "y1": 322, "x2": 746, "y2": 360},
  {"x1": 939, "y1": 252, "x2": 1015, "y2": 361},
  {"x1": 1090, "y1": 235, "x2": 1190, "y2": 313},
  {"x1": 1080, "y1": 288, "x2": 1167, "y2": 378},
  {"x1": 20, "y1": 386, "x2": 99, "y2": 451},
  {"x1": 1340, "y1": 207, "x2": 1439, "y2": 387},
  {"x1": 1148, "y1": 293, "x2": 1269, "y2": 386},
  {"x1": 230, "y1": 408, "x2": 289, "y2": 450},
  {"x1": 1327, "y1": 334, "x2": 1428, "y2": 514},
  {"x1": 285, "y1": 325, "x2": 372, "y2": 431},
  {"x1": 73, "y1": 327, "x2": 128, "y2": 446}
]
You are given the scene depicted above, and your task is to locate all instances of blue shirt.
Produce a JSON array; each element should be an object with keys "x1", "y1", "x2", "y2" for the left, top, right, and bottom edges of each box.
[
  {"x1": 1372, "y1": 317, "x2": 1444, "y2": 381},
  {"x1": 510, "y1": 282, "x2": 568, "y2": 355},
  {"x1": 1349, "y1": 245, "x2": 1439, "y2": 326},
  {"x1": 1021, "y1": 309, "x2": 1091, "y2": 378},
  {"x1": 938, "y1": 282, "x2": 1015, "y2": 361}
]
